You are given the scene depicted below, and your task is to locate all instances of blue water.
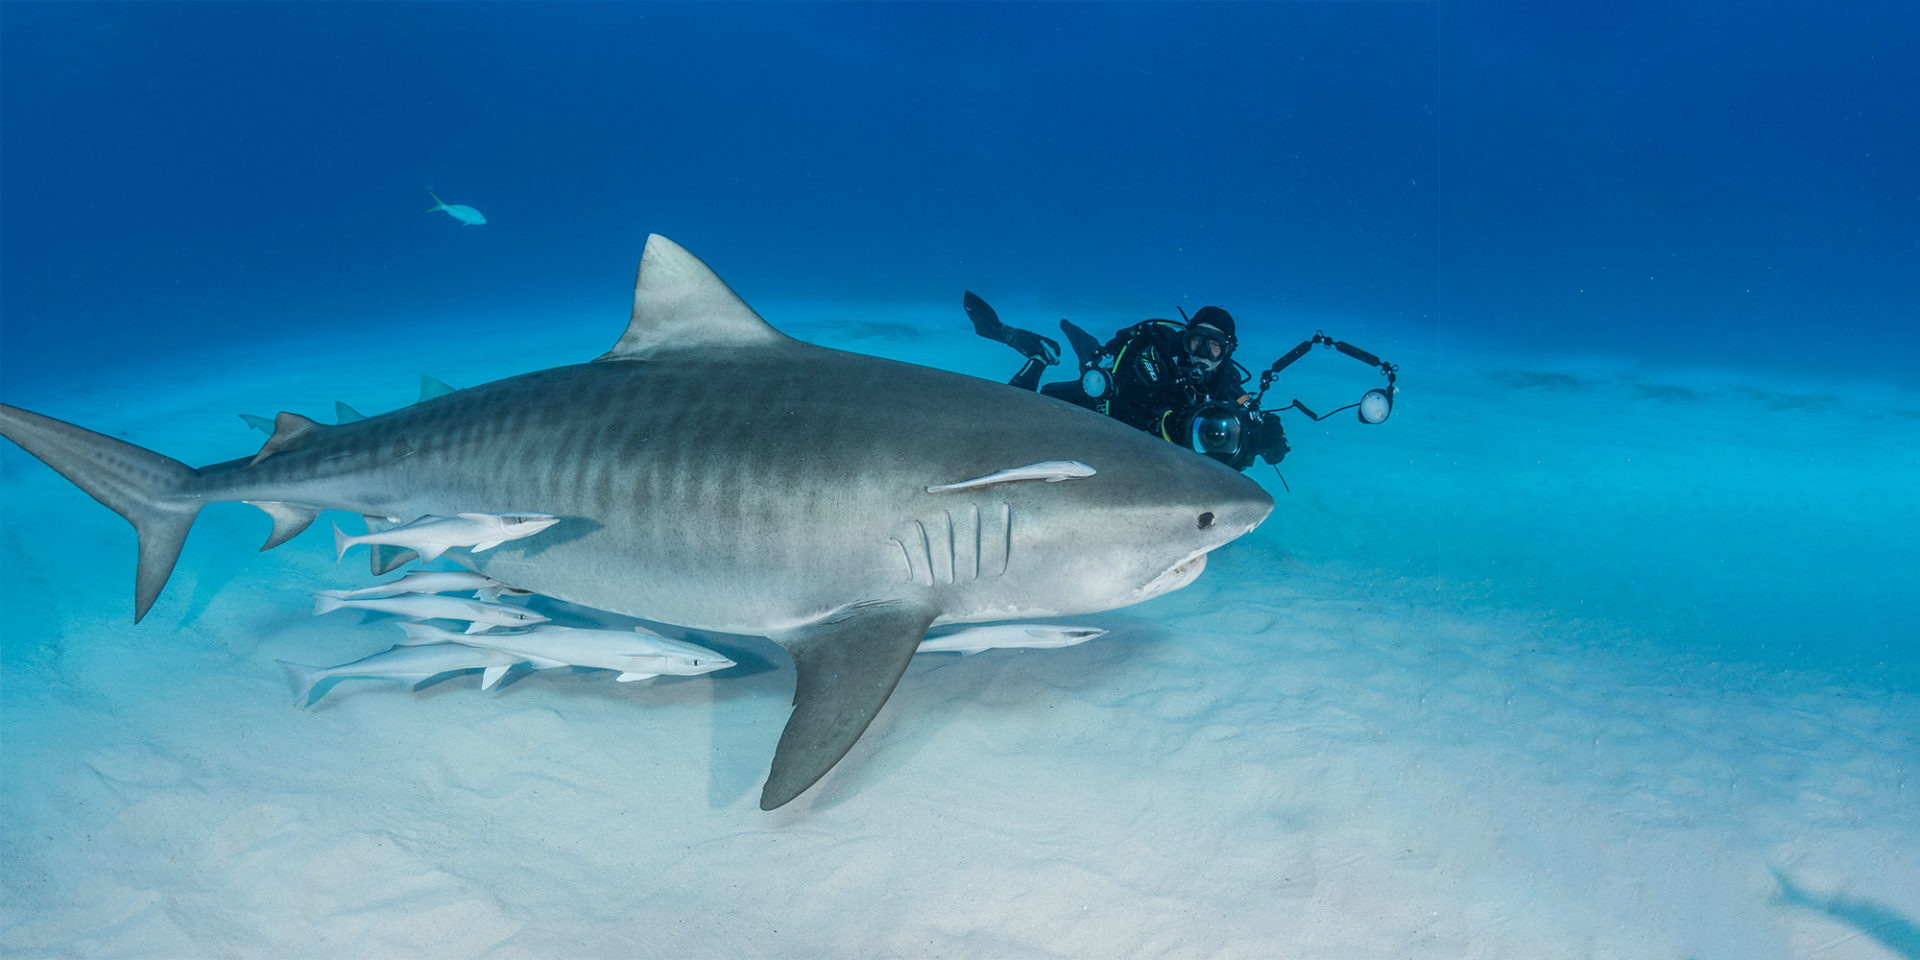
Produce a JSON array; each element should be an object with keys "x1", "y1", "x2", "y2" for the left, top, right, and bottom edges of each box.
[
  {"x1": 3, "y1": 3, "x2": 1918, "y2": 956},
  {"x1": 6, "y1": 2, "x2": 1915, "y2": 388}
]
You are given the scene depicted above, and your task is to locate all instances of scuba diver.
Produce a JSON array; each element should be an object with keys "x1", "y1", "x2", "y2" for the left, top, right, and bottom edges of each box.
[{"x1": 964, "y1": 291, "x2": 1397, "y2": 476}]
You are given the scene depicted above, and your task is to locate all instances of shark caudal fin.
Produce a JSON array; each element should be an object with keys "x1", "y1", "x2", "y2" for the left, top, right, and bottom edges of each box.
[{"x1": 0, "y1": 404, "x2": 204, "y2": 622}]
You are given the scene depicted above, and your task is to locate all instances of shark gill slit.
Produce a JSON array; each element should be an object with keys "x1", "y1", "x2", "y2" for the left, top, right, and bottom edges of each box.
[
  {"x1": 944, "y1": 509, "x2": 956, "y2": 585},
  {"x1": 1000, "y1": 502, "x2": 1012, "y2": 576},
  {"x1": 914, "y1": 519, "x2": 935, "y2": 588},
  {"x1": 889, "y1": 537, "x2": 913, "y2": 583},
  {"x1": 970, "y1": 503, "x2": 981, "y2": 581}
]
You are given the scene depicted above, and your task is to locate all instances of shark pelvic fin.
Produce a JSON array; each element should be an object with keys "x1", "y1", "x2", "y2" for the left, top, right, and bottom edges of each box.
[
  {"x1": 247, "y1": 501, "x2": 320, "y2": 551},
  {"x1": 597, "y1": 234, "x2": 792, "y2": 363},
  {"x1": 250, "y1": 412, "x2": 325, "y2": 466},
  {"x1": 0, "y1": 404, "x2": 203, "y2": 622},
  {"x1": 761, "y1": 599, "x2": 938, "y2": 810}
]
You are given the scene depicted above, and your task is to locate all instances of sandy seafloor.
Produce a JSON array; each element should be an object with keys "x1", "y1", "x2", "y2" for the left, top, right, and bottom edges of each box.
[{"x1": 1, "y1": 296, "x2": 1916, "y2": 959}]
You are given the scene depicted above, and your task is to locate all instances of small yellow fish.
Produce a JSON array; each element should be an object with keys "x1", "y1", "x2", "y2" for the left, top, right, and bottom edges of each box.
[{"x1": 425, "y1": 190, "x2": 486, "y2": 226}]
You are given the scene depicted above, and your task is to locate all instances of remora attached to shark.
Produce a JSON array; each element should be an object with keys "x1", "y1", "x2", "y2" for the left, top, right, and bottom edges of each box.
[{"x1": 0, "y1": 235, "x2": 1273, "y2": 809}]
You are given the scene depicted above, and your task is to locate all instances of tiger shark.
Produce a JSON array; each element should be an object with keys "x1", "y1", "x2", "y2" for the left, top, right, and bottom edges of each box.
[{"x1": 0, "y1": 235, "x2": 1273, "y2": 809}]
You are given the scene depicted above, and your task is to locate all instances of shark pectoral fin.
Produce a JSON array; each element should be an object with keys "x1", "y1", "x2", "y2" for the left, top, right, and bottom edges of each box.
[
  {"x1": 480, "y1": 664, "x2": 511, "y2": 690},
  {"x1": 468, "y1": 539, "x2": 503, "y2": 552},
  {"x1": 249, "y1": 412, "x2": 325, "y2": 467},
  {"x1": 615, "y1": 672, "x2": 659, "y2": 682},
  {"x1": 248, "y1": 501, "x2": 319, "y2": 551},
  {"x1": 462, "y1": 621, "x2": 492, "y2": 635},
  {"x1": 761, "y1": 599, "x2": 939, "y2": 811},
  {"x1": 417, "y1": 544, "x2": 450, "y2": 562}
]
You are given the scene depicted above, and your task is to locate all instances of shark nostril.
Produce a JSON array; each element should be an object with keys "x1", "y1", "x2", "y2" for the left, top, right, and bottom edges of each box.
[{"x1": 1197, "y1": 511, "x2": 1214, "y2": 530}]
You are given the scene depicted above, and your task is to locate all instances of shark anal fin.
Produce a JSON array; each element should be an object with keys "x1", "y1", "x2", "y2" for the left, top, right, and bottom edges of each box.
[
  {"x1": 362, "y1": 516, "x2": 419, "y2": 575},
  {"x1": 370, "y1": 545, "x2": 418, "y2": 576},
  {"x1": 761, "y1": 599, "x2": 937, "y2": 810},
  {"x1": 247, "y1": 501, "x2": 319, "y2": 551},
  {"x1": 250, "y1": 412, "x2": 325, "y2": 467},
  {"x1": 480, "y1": 664, "x2": 511, "y2": 690}
]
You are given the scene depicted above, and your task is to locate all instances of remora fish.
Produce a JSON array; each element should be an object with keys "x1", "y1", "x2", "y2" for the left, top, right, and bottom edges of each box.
[
  {"x1": 279, "y1": 642, "x2": 526, "y2": 705},
  {"x1": 425, "y1": 191, "x2": 486, "y2": 225},
  {"x1": 397, "y1": 622, "x2": 734, "y2": 681},
  {"x1": 312, "y1": 569, "x2": 532, "y2": 602},
  {"x1": 331, "y1": 512, "x2": 560, "y2": 562},
  {"x1": 0, "y1": 234, "x2": 1273, "y2": 809},
  {"x1": 309, "y1": 592, "x2": 549, "y2": 632},
  {"x1": 918, "y1": 623, "x2": 1107, "y2": 655}
]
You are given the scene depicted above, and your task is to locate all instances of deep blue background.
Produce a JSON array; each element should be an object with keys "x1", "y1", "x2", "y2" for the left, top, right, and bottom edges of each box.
[{"x1": 1, "y1": 1, "x2": 1914, "y2": 388}]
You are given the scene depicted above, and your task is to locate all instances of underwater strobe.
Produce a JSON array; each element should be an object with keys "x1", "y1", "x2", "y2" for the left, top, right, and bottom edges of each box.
[{"x1": 1255, "y1": 332, "x2": 1398, "y2": 426}]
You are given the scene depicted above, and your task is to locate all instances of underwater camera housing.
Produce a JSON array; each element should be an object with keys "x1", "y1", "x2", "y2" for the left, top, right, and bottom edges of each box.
[{"x1": 1184, "y1": 401, "x2": 1290, "y2": 471}]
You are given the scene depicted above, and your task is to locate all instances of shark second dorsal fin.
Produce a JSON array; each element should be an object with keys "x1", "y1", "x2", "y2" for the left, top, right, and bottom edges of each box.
[
  {"x1": 250, "y1": 412, "x2": 325, "y2": 466},
  {"x1": 418, "y1": 376, "x2": 456, "y2": 402},
  {"x1": 596, "y1": 235, "x2": 791, "y2": 362}
]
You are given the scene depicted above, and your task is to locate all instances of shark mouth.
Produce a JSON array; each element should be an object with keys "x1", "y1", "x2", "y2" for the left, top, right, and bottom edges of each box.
[{"x1": 1133, "y1": 550, "x2": 1209, "y2": 604}]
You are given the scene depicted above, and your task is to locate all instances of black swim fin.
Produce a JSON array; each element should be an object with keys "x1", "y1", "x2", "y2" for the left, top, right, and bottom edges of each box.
[
  {"x1": 1059, "y1": 318, "x2": 1103, "y2": 368},
  {"x1": 964, "y1": 291, "x2": 1060, "y2": 365}
]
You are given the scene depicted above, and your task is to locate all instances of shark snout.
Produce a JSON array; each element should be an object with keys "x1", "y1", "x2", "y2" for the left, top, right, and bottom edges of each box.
[{"x1": 1201, "y1": 474, "x2": 1275, "y2": 542}]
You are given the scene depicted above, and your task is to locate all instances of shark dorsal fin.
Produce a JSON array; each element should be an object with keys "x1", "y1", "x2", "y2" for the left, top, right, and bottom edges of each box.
[
  {"x1": 250, "y1": 412, "x2": 324, "y2": 466},
  {"x1": 596, "y1": 234, "x2": 790, "y2": 362},
  {"x1": 334, "y1": 401, "x2": 366, "y2": 423}
]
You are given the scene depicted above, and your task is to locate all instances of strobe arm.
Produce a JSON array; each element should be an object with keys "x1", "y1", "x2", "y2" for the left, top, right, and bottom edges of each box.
[{"x1": 1254, "y1": 331, "x2": 1398, "y2": 418}]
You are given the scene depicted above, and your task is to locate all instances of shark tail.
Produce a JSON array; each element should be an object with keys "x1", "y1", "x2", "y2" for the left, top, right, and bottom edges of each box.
[{"x1": 0, "y1": 404, "x2": 205, "y2": 622}]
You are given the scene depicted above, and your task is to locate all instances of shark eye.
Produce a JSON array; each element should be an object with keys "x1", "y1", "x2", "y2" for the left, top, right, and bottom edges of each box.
[{"x1": 1197, "y1": 512, "x2": 1215, "y2": 530}]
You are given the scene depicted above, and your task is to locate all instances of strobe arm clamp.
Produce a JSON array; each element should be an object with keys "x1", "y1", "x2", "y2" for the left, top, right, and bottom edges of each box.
[{"x1": 1255, "y1": 332, "x2": 1399, "y2": 423}]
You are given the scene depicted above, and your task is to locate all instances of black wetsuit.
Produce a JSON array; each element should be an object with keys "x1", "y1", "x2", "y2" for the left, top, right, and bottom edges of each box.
[{"x1": 1022, "y1": 319, "x2": 1252, "y2": 442}]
